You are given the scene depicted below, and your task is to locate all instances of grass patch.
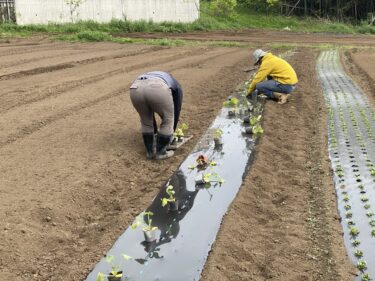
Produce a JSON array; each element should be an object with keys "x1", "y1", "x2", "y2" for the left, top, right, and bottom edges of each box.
[{"x1": 0, "y1": 3, "x2": 374, "y2": 43}]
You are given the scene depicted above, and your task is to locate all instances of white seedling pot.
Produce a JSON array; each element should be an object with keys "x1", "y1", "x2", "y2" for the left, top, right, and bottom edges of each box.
[{"x1": 143, "y1": 229, "x2": 156, "y2": 242}]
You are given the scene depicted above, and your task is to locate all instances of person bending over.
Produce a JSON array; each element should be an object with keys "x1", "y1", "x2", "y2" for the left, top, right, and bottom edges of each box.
[{"x1": 130, "y1": 71, "x2": 183, "y2": 160}]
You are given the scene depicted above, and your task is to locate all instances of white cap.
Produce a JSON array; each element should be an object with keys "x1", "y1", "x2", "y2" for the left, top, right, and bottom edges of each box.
[{"x1": 253, "y1": 49, "x2": 267, "y2": 64}]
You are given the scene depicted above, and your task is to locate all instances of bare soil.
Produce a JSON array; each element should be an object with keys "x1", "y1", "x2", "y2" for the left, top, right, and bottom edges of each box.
[{"x1": 0, "y1": 32, "x2": 374, "y2": 281}]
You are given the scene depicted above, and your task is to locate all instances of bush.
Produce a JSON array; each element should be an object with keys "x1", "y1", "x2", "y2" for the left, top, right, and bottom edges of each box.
[{"x1": 210, "y1": 0, "x2": 237, "y2": 17}]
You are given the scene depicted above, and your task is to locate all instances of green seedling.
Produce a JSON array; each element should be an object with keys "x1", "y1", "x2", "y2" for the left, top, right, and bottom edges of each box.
[
  {"x1": 357, "y1": 260, "x2": 367, "y2": 271},
  {"x1": 223, "y1": 97, "x2": 238, "y2": 107},
  {"x1": 361, "y1": 196, "x2": 369, "y2": 202},
  {"x1": 142, "y1": 211, "x2": 158, "y2": 232},
  {"x1": 173, "y1": 123, "x2": 189, "y2": 140},
  {"x1": 343, "y1": 195, "x2": 350, "y2": 202},
  {"x1": 174, "y1": 128, "x2": 184, "y2": 138},
  {"x1": 252, "y1": 124, "x2": 264, "y2": 135},
  {"x1": 131, "y1": 211, "x2": 158, "y2": 232},
  {"x1": 96, "y1": 254, "x2": 132, "y2": 281},
  {"x1": 345, "y1": 211, "x2": 353, "y2": 218},
  {"x1": 347, "y1": 220, "x2": 355, "y2": 226},
  {"x1": 344, "y1": 204, "x2": 351, "y2": 210},
  {"x1": 369, "y1": 220, "x2": 375, "y2": 227},
  {"x1": 350, "y1": 227, "x2": 359, "y2": 236},
  {"x1": 202, "y1": 172, "x2": 225, "y2": 184},
  {"x1": 354, "y1": 249, "x2": 363, "y2": 258},
  {"x1": 370, "y1": 168, "x2": 375, "y2": 176},
  {"x1": 364, "y1": 204, "x2": 371, "y2": 210},
  {"x1": 351, "y1": 239, "x2": 361, "y2": 247},
  {"x1": 367, "y1": 212, "x2": 374, "y2": 218},
  {"x1": 213, "y1": 129, "x2": 224, "y2": 140},
  {"x1": 250, "y1": 115, "x2": 262, "y2": 126},
  {"x1": 372, "y1": 229, "x2": 375, "y2": 237},
  {"x1": 361, "y1": 273, "x2": 371, "y2": 281},
  {"x1": 161, "y1": 185, "x2": 176, "y2": 207}
]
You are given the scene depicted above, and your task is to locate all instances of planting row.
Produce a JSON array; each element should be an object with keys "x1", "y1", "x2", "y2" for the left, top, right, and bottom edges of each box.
[
  {"x1": 86, "y1": 82, "x2": 264, "y2": 281},
  {"x1": 317, "y1": 50, "x2": 375, "y2": 281}
]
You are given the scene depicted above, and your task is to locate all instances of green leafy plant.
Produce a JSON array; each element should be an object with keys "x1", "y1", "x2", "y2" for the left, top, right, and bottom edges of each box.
[
  {"x1": 96, "y1": 254, "x2": 132, "y2": 281},
  {"x1": 252, "y1": 124, "x2": 264, "y2": 135},
  {"x1": 350, "y1": 227, "x2": 359, "y2": 236},
  {"x1": 344, "y1": 204, "x2": 351, "y2": 210},
  {"x1": 357, "y1": 260, "x2": 367, "y2": 271},
  {"x1": 161, "y1": 185, "x2": 176, "y2": 207},
  {"x1": 372, "y1": 229, "x2": 375, "y2": 237},
  {"x1": 369, "y1": 220, "x2": 375, "y2": 227},
  {"x1": 173, "y1": 123, "x2": 189, "y2": 140},
  {"x1": 354, "y1": 249, "x2": 363, "y2": 258},
  {"x1": 343, "y1": 195, "x2": 350, "y2": 202},
  {"x1": 367, "y1": 212, "x2": 374, "y2": 218},
  {"x1": 203, "y1": 172, "x2": 225, "y2": 184},
  {"x1": 250, "y1": 115, "x2": 262, "y2": 126},
  {"x1": 345, "y1": 211, "x2": 353, "y2": 218},
  {"x1": 131, "y1": 211, "x2": 158, "y2": 232},
  {"x1": 142, "y1": 211, "x2": 158, "y2": 232},
  {"x1": 351, "y1": 239, "x2": 361, "y2": 247},
  {"x1": 361, "y1": 273, "x2": 371, "y2": 281},
  {"x1": 213, "y1": 129, "x2": 224, "y2": 140},
  {"x1": 364, "y1": 204, "x2": 371, "y2": 210},
  {"x1": 223, "y1": 97, "x2": 238, "y2": 107},
  {"x1": 361, "y1": 196, "x2": 369, "y2": 202}
]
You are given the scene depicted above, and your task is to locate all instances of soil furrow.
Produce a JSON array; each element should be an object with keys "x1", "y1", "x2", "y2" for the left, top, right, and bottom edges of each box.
[
  {"x1": 0, "y1": 47, "x2": 238, "y2": 148},
  {"x1": 0, "y1": 45, "x2": 163, "y2": 81},
  {"x1": 0, "y1": 46, "x2": 215, "y2": 112}
]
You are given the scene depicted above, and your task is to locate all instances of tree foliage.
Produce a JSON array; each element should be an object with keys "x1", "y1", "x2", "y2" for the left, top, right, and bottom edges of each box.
[{"x1": 205, "y1": 0, "x2": 375, "y2": 23}]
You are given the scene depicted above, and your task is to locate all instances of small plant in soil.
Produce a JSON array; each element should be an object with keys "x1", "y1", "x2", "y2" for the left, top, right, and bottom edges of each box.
[
  {"x1": 196, "y1": 172, "x2": 225, "y2": 186},
  {"x1": 223, "y1": 97, "x2": 239, "y2": 107},
  {"x1": 347, "y1": 220, "x2": 355, "y2": 226},
  {"x1": 250, "y1": 115, "x2": 262, "y2": 126},
  {"x1": 354, "y1": 249, "x2": 363, "y2": 258},
  {"x1": 367, "y1": 212, "x2": 374, "y2": 218},
  {"x1": 361, "y1": 273, "x2": 371, "y2": 281},
  {"x1": 372, "y1": 229, "x2": 375, "y2": 237},
  {"x1": 132, "y1": 211, "x2": 158, "y2": 242},
  {"x1": 213, "y1": 129, "x2": 224, "y2": 147},
  {"x1": 351, "y1": 239, "x2": 361, "y2": 247},
  {"x1": 173, "y1": 123, "x2": 189, "y2": 142},
  {"x1": 161, "y1": 185, "x2": 178, "y2": 211},
  {"x1": 369, "y1": 220, "x2": 375, "y2": 227},
  {"x1": 96, "y1": 254, "x2": 132, "y2": 281},
  {"x1": 343, "y1": 195, "x2": 350, "y2": 202},
  {"x1": 361, "y1": 196, "x2": 369, "y2": 202},
  {"x1": 350, "y1": 227, "x2": 360, "y2": 237},
  {"x1": 364, "y1": 204, "x2": 371, "y2": 210},
  {"x1": 344, "y1": 204, "x2": 351, "y2": 210},
  {"x1": 252, "y1": 124, "x2": 264, "y2": 135},
  {"x1": 345, "y1": 211, "x2": 353, "y2": 218},
  {"x1": 357, "y1": 260, "x2": 367, "y2": 271}
]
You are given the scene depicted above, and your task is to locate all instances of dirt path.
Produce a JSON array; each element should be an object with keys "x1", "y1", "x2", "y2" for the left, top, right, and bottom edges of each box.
[
  {"x1": 0, "y1": 33, "x2": 373, "y2": 281},
  {"x1": 121, "y1": 29, "x2": 375, "y2": 47}
]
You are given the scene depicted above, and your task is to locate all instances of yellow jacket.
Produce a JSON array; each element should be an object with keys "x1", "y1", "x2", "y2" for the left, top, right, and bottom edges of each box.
[{"x1": 247, "y1": 53, "x2": 298, "y2": 94}]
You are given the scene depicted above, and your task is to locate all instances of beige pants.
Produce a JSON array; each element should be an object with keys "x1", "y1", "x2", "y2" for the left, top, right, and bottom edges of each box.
[{"x1": 130, "y1": 78, "x2": 174, "y2": 136}]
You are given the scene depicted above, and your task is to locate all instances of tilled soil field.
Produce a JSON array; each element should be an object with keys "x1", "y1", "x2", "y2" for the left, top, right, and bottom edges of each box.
[{"x1": 0, "y1": 33, "x2": 374, "y2": 281}]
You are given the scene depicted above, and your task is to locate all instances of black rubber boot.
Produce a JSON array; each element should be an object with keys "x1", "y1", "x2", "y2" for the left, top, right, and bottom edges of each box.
[
  {"x1": 155, "y1": 134, "x2": 174, "y2": 160},
  {"x1": 142, "y1": 133, "x2": 155, "y2": 159}
]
